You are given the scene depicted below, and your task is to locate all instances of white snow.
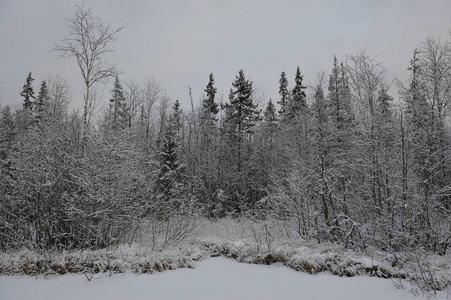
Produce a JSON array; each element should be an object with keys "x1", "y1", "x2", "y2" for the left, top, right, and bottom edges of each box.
[{"x1": 1, "y1": 257, "x2": 448, "y2": 300}]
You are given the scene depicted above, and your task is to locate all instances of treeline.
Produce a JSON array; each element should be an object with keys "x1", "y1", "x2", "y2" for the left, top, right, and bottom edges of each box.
[{"x1": 1, "y1": 6, "x2": 451, "y2": 254}]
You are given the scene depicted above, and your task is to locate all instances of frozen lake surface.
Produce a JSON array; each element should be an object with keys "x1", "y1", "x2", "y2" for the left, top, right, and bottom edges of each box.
[{"x1": 0, "y1": 257, "x2": 448, "y2": 300}]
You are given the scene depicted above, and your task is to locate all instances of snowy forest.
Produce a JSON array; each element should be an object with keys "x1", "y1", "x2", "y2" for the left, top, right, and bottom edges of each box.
[{"x1": 1, "y1": 3, "x2": 451, "y2": 267}]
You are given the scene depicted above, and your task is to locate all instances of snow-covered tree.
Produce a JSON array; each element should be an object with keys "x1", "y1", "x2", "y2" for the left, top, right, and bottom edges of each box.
[
  {"x1": 328, "y1": 56, "x2": 353, "y2": 143},
  {"x1": 286, "y1": 66, "x2": 307, "y2": 119},
  {"x1": 156, "y1": 100, "x2": 187, "y2": 212},
  {"x1": 36, "y1": 80, "x2": 49, "y2": 119},
  {"x1": 264, "y1": 99, "x2": 278, "y2": 125},
  {"x1": 110, "y1": 75, "x2": 128, "y2": 130},
  {"x1": 219, "y1": 70, "x2": 263, "y2": 210},
  {"x1": 223, "y1": 69, "x2": 261, "y2": 139},
  {"x1": 20, "y1": 72, "x2": 35, "y2": 111},
  {"x1": 54, "y1": 3, "x2": 124, "y2": 149},
  {"x1": 278, "y1": 71, "x2": 289, "y2": 117},
  {"x1": 196, "y1": 74, "x2": 221, "y2": 212},
  {"x1": 203, "y1": 73, "x2": 219, "y2": 121}
]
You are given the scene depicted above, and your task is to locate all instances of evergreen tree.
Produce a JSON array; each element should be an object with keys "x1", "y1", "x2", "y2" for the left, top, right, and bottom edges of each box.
[
  {"x1": 264, "y1": 99, "x2": 278, "y2": 128},
  {"x1": 278, "y1": 71, "x2": 289, "y2": 116},
  {"x1": 309, "y1": 75, "x2": 338, "y2": 228},
  {"x1": 250, "y1": 99, "x2": 279, "y2": 207},
  {"x1": 404, "y1": 49, "x2": 429, "y2": 179},
  {"x1": 36, "y1": 80, "x2": 49, "y2": 119},
  {"x1": 157, "y1": 100, "x2": 186, "y2": 207},
  {"x1": 20, "y1": 72, "x2": 35, "y2": 111},
  {"x1": 328, "y1": 58, "x2": 350, "y2": 123},
  {"x1": 373, "y1": 84, "x2": 396, "y2": 214},
  {"x1": 220, "y1": 70, "x2": 262, "y2": 210},
  {"x1": 203, "y1": 73, "x2": 219, "y2": 121},
  {"x1": 405, "y1": 49, "x2": 429, "y2": 129},
  {"x1": 377, "y1": 85, "x2": 393, "y2": 122},
  {"x1": 311, "y1": 79, "x2": 328, "y2": 154},
  {"x1": 327, "y1": 56, "x2": 353, "y2": 147},
  {"x1": 310, "y1": 56, "x2": 356, "y2": 231},
  {"x1": 196, "y1": 73, "x2": 221, "y2": 211},
  {"x1": 287, "y1": 66, "x2": 307, "y2": 119},
  {"x1": 110, "y1": 75, "x2": 128, "y2": 129},
  {"x1": 223, "y1": 69, "x2": 261, "y2": 138}
]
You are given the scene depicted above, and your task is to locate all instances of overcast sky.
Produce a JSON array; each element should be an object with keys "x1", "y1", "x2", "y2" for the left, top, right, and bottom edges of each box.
[{"x1": 1, "y1": 0, "x2": 450, "y2": 111}]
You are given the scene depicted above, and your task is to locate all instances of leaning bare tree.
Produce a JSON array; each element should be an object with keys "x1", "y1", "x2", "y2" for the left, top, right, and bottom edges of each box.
[{"x1": 54, "y1": 3, "x2": 124, "y2": 150}]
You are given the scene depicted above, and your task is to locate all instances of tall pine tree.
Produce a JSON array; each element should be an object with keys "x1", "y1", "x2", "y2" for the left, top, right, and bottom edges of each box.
[
  {"x1": 156, "y1": 100, "x2": 187, "y2": 210},
  {"x1": 278, "y1": 71, "x2": 289, "y2": 117},
  {"x1": 110, "y1": 75, "x2": 128, "y2": 130},
  {"x1": 287, "y1": 66, "x2": 307, "y2": 119},
  {"x1": 20, "y1": 72, "x2": 35, "y2": 111},
  {"x1": 223, "y1": 69, "x2": 261, "y2": 138},
  {"x1": 203, "y1": 73, "x2": 219, "y2": 121},
  {"x1": 264, "y1": 99, "x2": 278, "y2": 125},
  {"x1": 198, "y1": 73, "x2": 220, "y2": 209},
  {"x1": 36, "y1": 80, "x2": 49, "y2": 119},
  {"x1": 328, "y1": 56, "x2": 353, "y2": 150},
  {"x1": 220, "y1": 70, "x2": 262, "y2": 211}
]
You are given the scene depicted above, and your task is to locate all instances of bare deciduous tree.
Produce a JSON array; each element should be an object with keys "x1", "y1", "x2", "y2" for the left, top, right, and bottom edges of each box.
[
  {"x1": 46, "y1": 75, "x2": 71, "y2": 122},
  {"x1": 345, "y1": 50, "x2": 386, "y2": 118},
  {"x1": 53, "y1": 3, "x2": 124, "y2": 150},
  {"x1": 141, "y1": 78, "x2": 165, "y2": 146},
  {"x1": 124, "y1": 79, "x2": 142, "y2": 128}
]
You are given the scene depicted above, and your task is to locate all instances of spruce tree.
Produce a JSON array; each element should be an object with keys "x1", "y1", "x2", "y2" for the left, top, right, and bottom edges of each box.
[
  {"x1": 311, "y1": 80, "x2": 335, "y2": 226},
  {"x1": 20, "y1": 72, "x2": 35, "y2": 111},
  {"x1": 264, "y1": 99, "x2": 278, "y2": 125},
  {"x1": 110, "y1": 75, "x2": 128, "y2": 129},
  {"x1": 311, "y1": 81, "x2": 328, "y2": 153},
  {"x1": 377, "y1": 85, "x2": 393, "y2": 122},
  {"x1": 224, "y1": 69, "x2": 261, "y2": 138},
  {"x1": 278, "y1": 71, "x2": 289, "y2": 116},
  {"x1": 198, "y1": 73, "x2": 220, "y2": 210},
  {"x1": 263, "y1": 99, "x2": 278, "y2": 143},
  {"x1": 36, "y1": 80, "x2": 49, "y2": 119},
  {"x1": 314, "y1": 56, "x2": 356, "y2": 229},
  {"x1": 203, "y1": 73, "x2": 219, "y2": 121},
  {"x1": 327, "y1": 56, "x2": 353, "y2": 146},
  {"x1": 157, "y1": 100, "x2": 186, "y2": 206},
  {"x1": 404, "y1": 49, "x2": 432, "y2": 205},
  {"x1": 287, "y1": 66, "x2": 307, "y2": 119},
  {"x1": 220, "y1": 70, "x2": 262, "y2": 210},
  {"x1": 405, "y1": 49, "x2": 428, "y2": 127}
]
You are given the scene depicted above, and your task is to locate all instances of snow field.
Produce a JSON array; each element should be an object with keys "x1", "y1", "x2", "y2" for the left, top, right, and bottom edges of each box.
[{"x1": 1, "y1": 257, "x2": 449, "y2": 300}]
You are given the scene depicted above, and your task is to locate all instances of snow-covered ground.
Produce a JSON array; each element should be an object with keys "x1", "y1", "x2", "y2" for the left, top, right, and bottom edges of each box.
[{"x1": 1, "y1": 257, "x2": 449, "y2": 300}]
